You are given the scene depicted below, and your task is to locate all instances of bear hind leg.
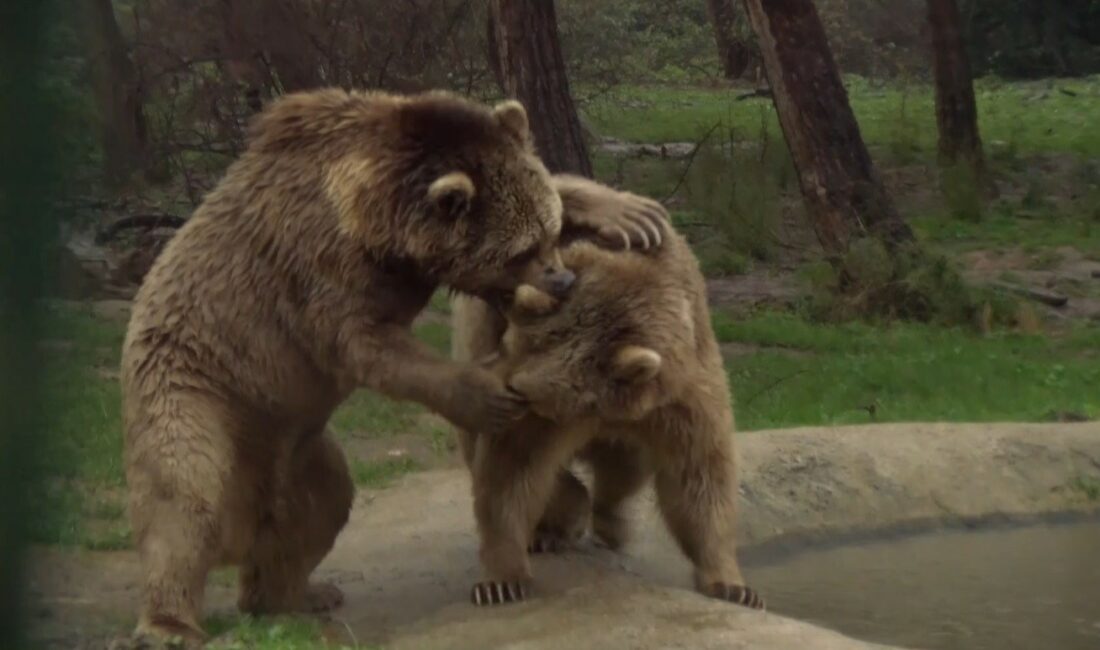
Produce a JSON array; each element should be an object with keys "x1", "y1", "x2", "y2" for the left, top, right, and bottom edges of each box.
[
  {"x1": 237, "y1": 430, "x2": 354, "y2": 616},
  {"x1": 128, "y1": 414, "x2": 232, "y2": 644},
  {"x1": 528, "y1": 468, "x2": 591, "y2": 554},
  {"x1": 654, "y1": 452, "x2": 765, "y2": 611},
  {"x1": 582, "y1": 440, "x2": 648, "y2": 551}
]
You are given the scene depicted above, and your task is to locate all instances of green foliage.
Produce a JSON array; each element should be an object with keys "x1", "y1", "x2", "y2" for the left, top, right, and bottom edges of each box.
[
  {"x1": 967, "y1": 0, "x2": 1100, "y2": 79},
  {"x1": 38, "y1": 16, "x2": 100, "y2": 192},
  {"x1": 697, "y1": 247, "x2": 752, "y2": 277},
  {"x1": 561, "y1": 0, "x2": 719, "y2": 87},
  {"x1": 801, "y1": 241, "x2": 980, "y2": 327},
  {"x1": 682, "y1": 116, "x2": 792, "y2": 263},
  {"x1": 717, "y1": 311, "x2": 1100, "y2": 430},
  {"x1": 591, "y1": 151, "x2": 681, "y2": 201}
]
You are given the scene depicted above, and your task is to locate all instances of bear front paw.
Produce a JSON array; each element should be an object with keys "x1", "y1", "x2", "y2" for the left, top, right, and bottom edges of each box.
[
  {"x1": 703, "y1": 582, "x2": 765, "y2": 610},
  {"x1": 470, "y1": 580, "x2": 530, "y2": 606}
]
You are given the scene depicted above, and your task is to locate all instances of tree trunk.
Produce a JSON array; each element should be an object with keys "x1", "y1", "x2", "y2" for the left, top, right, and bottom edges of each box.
[
  {"x1": 740, "y1": 0, "x2": 913, "y2": 256},
  {"x1": 85, "y1": 0, "x2": 147, "y2": 188},
  {"x1": 927, "y1": 0, "x2": 984, "y2": 173},
  {"x1": 263, "y1": 1, "x2": 323, "y2": 92},
  {"x1": 706, "y1": 0, "x2": 754, "y2": 80},
  {"x1": 218, "y1": 0, "x2": 266, "y2": 113},
  {"x1": 489, "y1": 0, "x2": 592, "y2": 177},
  {"x1": 485, "y1": 8, "x2": 505, "y2": 93}
]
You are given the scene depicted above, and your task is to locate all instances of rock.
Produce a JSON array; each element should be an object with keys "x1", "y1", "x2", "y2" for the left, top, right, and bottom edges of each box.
[
  {"x1": 389, "y1": 578, "x2": 895, "y2": 650},
  {"x1": 318, "y1": 422, "x2": 1100, "y2": 649},
  {"x1": 26, "y1": 422, "x2": 1100, "y2": 650},
  {"x1": 53, "y1": 234, "x2": 111, "y2": 300}
]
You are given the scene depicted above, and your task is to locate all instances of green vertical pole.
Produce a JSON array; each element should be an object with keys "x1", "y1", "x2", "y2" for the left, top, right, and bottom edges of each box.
[{"x1": 1, "y1": 1, "x2": 60, "y2": 648}]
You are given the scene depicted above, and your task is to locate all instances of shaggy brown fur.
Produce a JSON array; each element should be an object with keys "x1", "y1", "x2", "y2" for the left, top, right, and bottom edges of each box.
[
  {"x1": 453, "y1": 231, "x2": 763, "y2": 610},
  {"x1": 120, "y1": 87, "x2": 668, "y2": 644}
]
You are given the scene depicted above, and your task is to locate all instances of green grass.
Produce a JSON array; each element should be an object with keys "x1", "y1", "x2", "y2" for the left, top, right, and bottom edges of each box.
[
  {"x1": 206, "y1": 615, "x2": 370, "y2": 649},
  {"x1": 913, "y1": 204, "x2": 1100, "y2": 254},
  {"x1": 428, "y1": 288, "x2": 453, "y2": 314},
  {"x1": 414, "y1": 319, "x2": 451, "y2": 355},
  {"x1": 1070, "y1": 476, "x2": 1100, "y2": 501},
  {"x1": 330, "y1": 390, "x2": 426, "y2": 439},
  {"x1": 717, "y1": 311, "x2": 1100, "y2": 431},
  {"x1": 34, "y1": 304, "x2": 127, "y2": 547},
  {"x1": 34, "y1": 304, "x2": 454, "y2": 548},
  {"x1": 351, "y1": 456, "x2": 420, "y2": 489},
  {"x1": 583, "y1": 76, "x2": 1100, "y2": 158}
]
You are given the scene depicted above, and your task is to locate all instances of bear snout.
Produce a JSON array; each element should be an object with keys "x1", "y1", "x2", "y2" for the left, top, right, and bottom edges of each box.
[{"x1": 544, "y1": 268, "x2": 576, "y2": 298}]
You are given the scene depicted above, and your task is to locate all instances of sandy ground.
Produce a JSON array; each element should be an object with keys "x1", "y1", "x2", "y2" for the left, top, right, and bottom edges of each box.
[{"x1": 28, "y1": 422, "x2": 1100, "y2": 649}]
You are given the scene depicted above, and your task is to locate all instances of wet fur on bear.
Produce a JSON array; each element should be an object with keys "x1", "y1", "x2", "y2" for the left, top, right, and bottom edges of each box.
[
  {"x1": 452, "y1": 230, "x2": 763, "y2": 610},
  {"x1": 121, "y1": 87, "x2": 668, "y2": 645}
]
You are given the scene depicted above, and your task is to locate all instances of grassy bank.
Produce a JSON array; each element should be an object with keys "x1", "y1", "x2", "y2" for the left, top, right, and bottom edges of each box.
[
  {"x1": 583, "y1": 76, "x2": 1100, "y2": 157},
  {"x1": 36, "y1": 297, "x2": 1099, "y2": 550}
]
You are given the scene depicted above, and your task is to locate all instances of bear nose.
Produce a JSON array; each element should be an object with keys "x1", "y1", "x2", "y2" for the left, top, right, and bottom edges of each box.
[{"x1": 545, "y1": 269, "x2": 576, "y2": 298}]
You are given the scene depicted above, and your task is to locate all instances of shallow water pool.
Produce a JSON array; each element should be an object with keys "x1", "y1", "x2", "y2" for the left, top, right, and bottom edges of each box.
[{"x1": 750, "y1": 521, "x2": 1100, "y2": 650}]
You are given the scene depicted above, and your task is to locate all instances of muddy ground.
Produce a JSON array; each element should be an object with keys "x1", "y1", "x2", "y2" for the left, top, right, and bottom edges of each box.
[{"x1": 28, "y1": 422, "x2": 1100, "y2": 650}]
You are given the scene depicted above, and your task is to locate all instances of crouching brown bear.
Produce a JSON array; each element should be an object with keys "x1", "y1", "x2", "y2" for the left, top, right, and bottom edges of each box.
[
  {"x1": 121, "y1": 87, "x2": 668, "y2": 645},
  {"x1": 453, "y1": 228, "x2": 764, "y2": 611}
]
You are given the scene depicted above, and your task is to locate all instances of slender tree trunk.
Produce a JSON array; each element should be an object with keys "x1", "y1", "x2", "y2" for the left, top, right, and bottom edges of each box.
[
  {"x1": 218, "y1": 0, "x2": 266, "y2": 113},
  {"x1": 485, "y1": 9, "x2": 505, "y2": 93},
  {"x1": 740, "y1": 0, "x2": 913, "y2": 256},
  {"x1": 706, "y1": 0, "x2": 754, "y2": 80},
  {"x1": 260, "y1": 0, "x2": 324, "y2": 92},
  {"x1": 489, "y1": 0, "x2": 592, "y2": 177},
  {"x1": 927, "y1": 0, "x2": 984, "y2": 174},
  {"x1": 86, "y1": 0, "x2": 147, "y2": 188}
]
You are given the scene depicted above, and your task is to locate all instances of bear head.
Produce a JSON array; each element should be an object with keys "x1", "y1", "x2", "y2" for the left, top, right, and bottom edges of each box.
[
  {"x1": 497, "y1": 241, "x2": 692, "y2": 424},
  {"x1": 249, "y1": 89, "x2": 574, "y2": 303}
]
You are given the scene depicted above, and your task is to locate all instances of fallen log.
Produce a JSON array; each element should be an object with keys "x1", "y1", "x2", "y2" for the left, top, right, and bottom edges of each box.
[
  {"x1": 95, "y1": 214, "x2": 185, "y2": 244},
  {"x1": 991, "y1": 281, "x2": 1068, "y2": 308}
]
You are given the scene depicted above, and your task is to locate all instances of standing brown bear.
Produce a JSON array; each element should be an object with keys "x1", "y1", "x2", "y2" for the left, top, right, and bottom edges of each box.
[
  {"x1": 453, "y1": 230, "x2": 763, "y2": 611},
  {"x1": 121, "y1": 88, "x2": 667, "y2": 645}
]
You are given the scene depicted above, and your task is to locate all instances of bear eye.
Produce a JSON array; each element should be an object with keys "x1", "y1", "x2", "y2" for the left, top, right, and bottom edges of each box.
[{"x1": 507, "y1": 244, "x2": 539, "y2": 267}]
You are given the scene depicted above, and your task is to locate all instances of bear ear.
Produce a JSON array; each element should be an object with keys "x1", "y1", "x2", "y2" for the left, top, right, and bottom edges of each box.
[
  {"x1": 492, "y1": 100, "x2": 530, "y2": 143},
  {"x1": 511, "y1": 284, "x2": 559, "y2": 318},
  {"x1": 428, "y1": 171, "x2": 475, "y2": 219},
  {"x1": 610, "y1": 346, "x2": 662, "y2": 385}
]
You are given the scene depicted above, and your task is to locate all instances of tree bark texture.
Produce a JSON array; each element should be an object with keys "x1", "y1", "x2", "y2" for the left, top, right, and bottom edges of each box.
[
  {"x1": 216, "y1": 0, "x2": 322, "y2": 95},
  {"x1": 261, "y1": 0, "x2": 324, "y2": 92},
  {"x1": 485, "y1": 8, "x2": 505, "y2": 93},
  {"x1": 86, "y1": 0, "x2": 147, "y2": 188},
  {"x1": 489, "y1": 0, "x2": 592, "y2": 177},
  {"x1": 740, "y1": 0, "x2": 913, "y2": 256},
  {"x1": 218, "y1": 0, "x2": 268, "y2": 113},
  {"x1": 927, "y1": 0, "x2": 984, "y2": 172},
  {"x1": 705, "y1": 0, "x2": 754, "y2": 80}
]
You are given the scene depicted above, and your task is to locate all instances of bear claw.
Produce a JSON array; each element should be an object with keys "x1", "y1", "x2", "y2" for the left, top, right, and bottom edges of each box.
[
  {"x1": 471, "y1": 580, "x2": 529, "y2": 606},
  {"x1": 705, "y1": 582, "x2": 765, "y2": 610}
]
